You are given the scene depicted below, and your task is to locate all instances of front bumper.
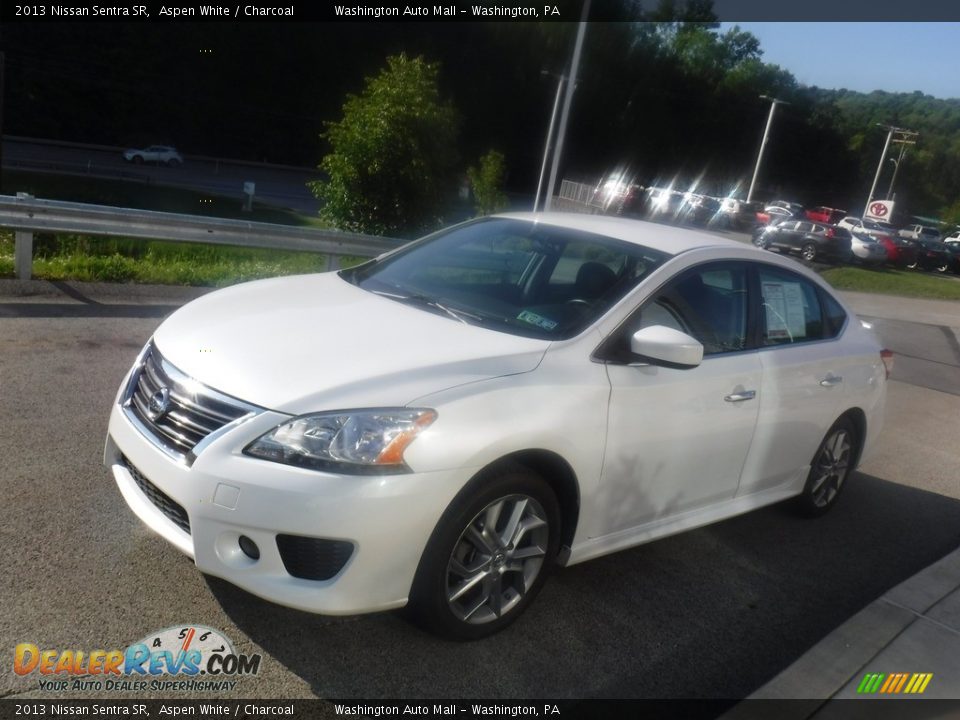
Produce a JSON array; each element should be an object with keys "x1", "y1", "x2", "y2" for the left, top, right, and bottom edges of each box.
[{"x1": 105, "y1": 401, "x2": 469, "y2": 615}]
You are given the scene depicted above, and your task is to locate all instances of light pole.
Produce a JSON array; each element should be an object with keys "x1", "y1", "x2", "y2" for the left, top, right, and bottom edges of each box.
[
  {"x1": 534, "y1": 72, "x2": 565, "y2": 212},
  {"x1": 746, "y1": 95, "x2": 789, "y2": 204},
  {"x1": 866, "y1": 125, "x2": 917, "y2": 214},
  {"x1": 886, "y1": 140, "x2": 911, "y2": 199},
  {"x1": 543, "y1": 0, "x2": 590, "y2": 212}
]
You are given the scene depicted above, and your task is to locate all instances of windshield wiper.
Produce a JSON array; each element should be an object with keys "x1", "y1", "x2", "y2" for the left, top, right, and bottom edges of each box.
[{"x1": 370, "y1": 289, "x2": 480, "y2": 325}]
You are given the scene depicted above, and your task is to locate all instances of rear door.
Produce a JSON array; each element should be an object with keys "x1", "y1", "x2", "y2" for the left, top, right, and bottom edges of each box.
[{"x1": 737, "y1": 264, "x2": 850, "y2": 496}]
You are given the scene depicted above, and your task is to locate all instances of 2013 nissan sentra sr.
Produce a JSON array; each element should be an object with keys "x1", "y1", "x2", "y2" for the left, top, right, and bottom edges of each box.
[{"x1": 105, "y1": 213, "x2": 889, "y2": 639}]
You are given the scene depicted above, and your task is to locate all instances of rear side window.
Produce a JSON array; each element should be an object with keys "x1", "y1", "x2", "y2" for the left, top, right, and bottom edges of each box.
[
  {"x1": 758, "y1": 267, "x2": 825, "y2": 345},
  {"x1": 821, "y1": 291, "x2": 848, "y2": 338}
]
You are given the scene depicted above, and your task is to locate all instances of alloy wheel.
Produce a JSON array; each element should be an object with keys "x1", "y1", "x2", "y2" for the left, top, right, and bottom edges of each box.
[
  {"x1": 809, "y1": 428, "x2": 851, "y2": 508},
  {"x1": 445, "y1": 494, "x2": 549, "y2": 624}
]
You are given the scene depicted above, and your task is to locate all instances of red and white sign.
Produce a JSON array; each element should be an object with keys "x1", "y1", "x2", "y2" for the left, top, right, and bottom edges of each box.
[{"x1": 865, "y1": 200, "x2": 895, "y2": 222}]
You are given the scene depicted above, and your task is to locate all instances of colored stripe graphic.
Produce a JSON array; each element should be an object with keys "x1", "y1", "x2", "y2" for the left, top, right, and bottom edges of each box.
[{"x1": 857, "y1": 672, "x2": 933, "y2": 694}]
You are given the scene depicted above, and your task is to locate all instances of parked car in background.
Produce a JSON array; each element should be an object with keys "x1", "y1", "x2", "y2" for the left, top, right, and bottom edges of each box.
[
  {"x1": 907, "y1": 239, "x2": 953, "y2": 273},
  {"x1": 943, "y1": 230, "x2": 960, "y2": 245},
  {"x1": 898, "y1": 224, "x2": 942, "y2": 243},
  {"x1": 123, "y1": 145, "x2": 184, "y2": 166},
  {"x1": 767, "y1": 200, "x2": 805, "y2": 216},
  {"x1": 836, "y1": 217, "x2": 912, "y2": 266},
  {"x1": 942, "y1": 243, "x2": 960, "y2": 274},
  {"x1": 678, "y1": 193, "x2": 724, "y2": 227},
  {"x1": 756, "y1": 205, "x2": 796, "y2": 226},
  {"x1": 837, "y1": 217, "x2": 889, "y2": 241},
  {"x1": 874, "y1": 235, "x2": 918, "y2": 269},
  {"x1": 752, "y1": 219, "x2": 852, "y2": 264},
  {"x1": 805, "y1": 206, "x2": 847, "y2": 225},
  {"x1": 643, "y1": 187, "x2": 685, "y2": 220},
  {"x1": 104, "y1": 213, "x2": 889, "y2": 639},
  {"x1": 720, "y1": 199, "x2": 763, "y2": 230},
  {"x1": 849, "y1": 234, "x2": 888, "y2": 266}
]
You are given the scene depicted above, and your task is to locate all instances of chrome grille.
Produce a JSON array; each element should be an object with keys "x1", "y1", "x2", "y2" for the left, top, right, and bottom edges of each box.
[{"x1": 124, "y1": 344, "x2": 256, "y2": 462}]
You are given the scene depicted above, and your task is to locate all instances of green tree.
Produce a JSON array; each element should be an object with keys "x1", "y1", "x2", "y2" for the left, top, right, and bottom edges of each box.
[
  {"x1": 467, "y1": 150, "x2": 509, "y2": 216},
  {"x1": 310, "y1": 54, "x2": 459, "y2": 236}
]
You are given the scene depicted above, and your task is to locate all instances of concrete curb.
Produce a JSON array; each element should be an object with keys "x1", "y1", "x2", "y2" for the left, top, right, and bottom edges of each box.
[{"x1": 721, "y1": 546, "x2": 960, "y2": 717}]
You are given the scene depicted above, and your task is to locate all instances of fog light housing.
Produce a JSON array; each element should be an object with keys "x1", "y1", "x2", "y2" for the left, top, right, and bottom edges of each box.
[{"x1": 238, "y1": 535, "x2": 260, "y2": 560}]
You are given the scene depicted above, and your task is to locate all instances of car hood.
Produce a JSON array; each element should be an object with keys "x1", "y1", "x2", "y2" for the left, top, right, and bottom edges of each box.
[{"x1": 153, "y1": 272, "x2": 550, "y2": 415}]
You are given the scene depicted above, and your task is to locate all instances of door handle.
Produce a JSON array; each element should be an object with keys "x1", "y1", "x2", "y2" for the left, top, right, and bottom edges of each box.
[
  {"x1": 724, "y1": 390, "x2": 756, "y2": 402},
  {"x1": 819, "y1": 375, "x2": 843, "y2": 387}
]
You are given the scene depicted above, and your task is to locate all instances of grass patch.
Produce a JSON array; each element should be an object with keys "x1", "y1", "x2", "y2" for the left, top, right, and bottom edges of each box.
[
  {"x1": 0, "y1": 230, "x2": 368, "y2": 287},
  {"x1": 820, "y1": 266, "x2": 960, "y2": 301},
  {"x1": 1, "y1": 170, "x2": 325, "y2": 227}
]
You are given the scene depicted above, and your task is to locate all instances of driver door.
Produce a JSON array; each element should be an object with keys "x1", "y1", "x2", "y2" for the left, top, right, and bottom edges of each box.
[{"x1": 597, "y1": 262, "x2": 761, "y2": 534}]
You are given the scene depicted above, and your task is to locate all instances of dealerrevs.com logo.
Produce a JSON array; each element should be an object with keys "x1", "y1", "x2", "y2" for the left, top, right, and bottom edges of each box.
[{"x1": 14, "y1": 625, "x2": 262, "y2": 693}]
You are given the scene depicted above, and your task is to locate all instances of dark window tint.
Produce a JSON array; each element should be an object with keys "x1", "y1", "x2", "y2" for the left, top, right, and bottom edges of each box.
[
  {"x1": 639, "y1": 263, "x2": 748, "y2": 355},
  {"x1": 821, "y1": 291, "x2": 847, "y2": 338}
]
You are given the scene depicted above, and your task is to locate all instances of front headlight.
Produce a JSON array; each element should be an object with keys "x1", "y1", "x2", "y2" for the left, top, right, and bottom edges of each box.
[{"x1": 243, "y1": 408, "x2": 437, "y2": 474}]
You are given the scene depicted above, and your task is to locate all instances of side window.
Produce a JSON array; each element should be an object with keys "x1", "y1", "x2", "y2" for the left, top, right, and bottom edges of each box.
[
  {"x1": 821, "y1": 290, "x2": 848, "y2": 338},
  {"x1": 639, "y1": 263, "x2": 748, "y2": 355},
  {"x1": 758, "y1": 267, "x2": 825, "y2": 345}
]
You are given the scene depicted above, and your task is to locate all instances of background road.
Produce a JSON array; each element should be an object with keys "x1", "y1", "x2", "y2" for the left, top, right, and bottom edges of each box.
[
  {"x1": 2, "y1": 138, "x2": 322, "y2": 214},
  {"x1": 1, "y1": 286, "x2": 958, "y2": 702}
]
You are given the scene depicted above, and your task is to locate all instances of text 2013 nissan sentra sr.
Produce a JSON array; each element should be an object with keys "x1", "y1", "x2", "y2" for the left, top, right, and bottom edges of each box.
[{"x1": 105, "y1": 213, "x2": 889, "y2": 639}]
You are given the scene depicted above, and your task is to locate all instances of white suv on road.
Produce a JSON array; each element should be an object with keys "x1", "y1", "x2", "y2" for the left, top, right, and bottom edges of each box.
[{"x1": 122, "y1": 145, "x2": 184, "y2": 166}]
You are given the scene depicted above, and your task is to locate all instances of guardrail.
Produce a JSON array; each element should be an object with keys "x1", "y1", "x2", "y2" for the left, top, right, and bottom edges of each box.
[{"x1": 0, "y1": 194, "x2": 402, "y2": 280}]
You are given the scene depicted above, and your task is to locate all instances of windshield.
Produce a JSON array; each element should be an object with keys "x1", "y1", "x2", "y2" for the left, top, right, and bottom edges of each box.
[{"x1": 342, "y1": 218, "x2": 668, "y2": 340}]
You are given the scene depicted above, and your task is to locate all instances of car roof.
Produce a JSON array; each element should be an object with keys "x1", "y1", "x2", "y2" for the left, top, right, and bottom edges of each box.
[{"x1": 494, "y1": 212, "x2": 747, "y2": 257}]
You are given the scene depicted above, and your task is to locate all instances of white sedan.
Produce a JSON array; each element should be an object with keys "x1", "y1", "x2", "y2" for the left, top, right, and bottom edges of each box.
[{"x1": 105, "y1": 213, "x2": 889, "y2": 639}]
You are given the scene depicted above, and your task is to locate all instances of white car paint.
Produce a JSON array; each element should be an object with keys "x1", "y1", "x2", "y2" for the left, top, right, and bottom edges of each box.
[{"x1": 105, "y1": 213, "x2": 887, "y2": 623}]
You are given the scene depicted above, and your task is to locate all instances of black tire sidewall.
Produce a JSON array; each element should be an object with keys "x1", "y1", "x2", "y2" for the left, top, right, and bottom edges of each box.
[{"x1": 408, "y1": 464, "x2": 561, "y2": 640}]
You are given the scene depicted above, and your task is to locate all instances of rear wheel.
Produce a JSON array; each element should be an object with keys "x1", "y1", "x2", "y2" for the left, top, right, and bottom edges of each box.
[
  {"x1": 795, "y1": 417, "x2": 858, "y2": 517},
  {"x1": 407, "y1": 463, "x2": 561, "y2": 640},
  {"x1": 801, "y1": 243, "x2": 817, "y2": 262},
  {"x1": 753, "y1": 234, "x2": 770, "y2": 250},
  {"x1": 131, "y1": 155, "x2": 144, "y2": 165}
]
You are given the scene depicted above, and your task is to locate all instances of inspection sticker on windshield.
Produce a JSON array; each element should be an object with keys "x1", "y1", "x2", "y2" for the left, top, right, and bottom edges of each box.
[{"x1": 517, "y1": 310, "x2": 558, "y2": 331}]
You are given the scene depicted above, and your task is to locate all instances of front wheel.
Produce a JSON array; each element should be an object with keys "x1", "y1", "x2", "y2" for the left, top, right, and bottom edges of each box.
[
  {"x1": 753, "y1": 234, "x2": 770, "y2": 250},
  {"x1": 794, "y1": 417, "x2": 858, "y2": 517},
  {"x1": 407, "y1": 463, "x2": 561, "y2": 640},
  {"x1": 801, "y1": 243, "x2": 817, "y2": 262}
]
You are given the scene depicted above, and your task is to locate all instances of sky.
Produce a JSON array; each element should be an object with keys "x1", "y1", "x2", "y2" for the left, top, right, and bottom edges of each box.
[{"x1": 721, "y1": 23, "x2": 959, "y2": 100}]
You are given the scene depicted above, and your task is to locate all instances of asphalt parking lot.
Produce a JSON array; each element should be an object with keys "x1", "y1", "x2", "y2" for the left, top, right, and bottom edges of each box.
[{"x1": 1, "y1": 284, "x2": 959, "y2": 702}]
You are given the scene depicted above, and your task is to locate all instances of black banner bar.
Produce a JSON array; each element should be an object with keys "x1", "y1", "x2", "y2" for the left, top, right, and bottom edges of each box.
[
  {"x1": 4, "y1": 0, "x2": 960, "y2": 23},
  {"x1": 3, "y1": 699, "x2": 960, "y2": 720}
]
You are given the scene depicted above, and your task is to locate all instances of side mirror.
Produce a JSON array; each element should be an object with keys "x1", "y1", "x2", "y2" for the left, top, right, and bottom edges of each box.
[{"x1": 630, "y1": 325, "x2": 703, "y2": 368}]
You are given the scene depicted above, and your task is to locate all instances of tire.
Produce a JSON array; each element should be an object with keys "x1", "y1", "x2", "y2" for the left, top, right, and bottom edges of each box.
[
  {"x1": 935, "y1": 261, "x2": 950, "y2": 274},
  {"x1": 906, "y1": 258, "x2": 919, "y2": 270},
  {"x1": 168, "y1": 158, "x2": 182, "y2": 167},
  {"x1": 801, "y1": 243, "x2": 817, "y2": 262},
  {"x1": 794, "y1": 417, "x2": 858, "y2": 517},
  {"x1": 753, "y1": 234, "x2": 770, "y2": 250},
  {"x1": 407, "y1": 462, "x2": 561, "y2": 640},
  {"x1": 131, "y1": 155, "x2": 144, "y2": 165}
]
